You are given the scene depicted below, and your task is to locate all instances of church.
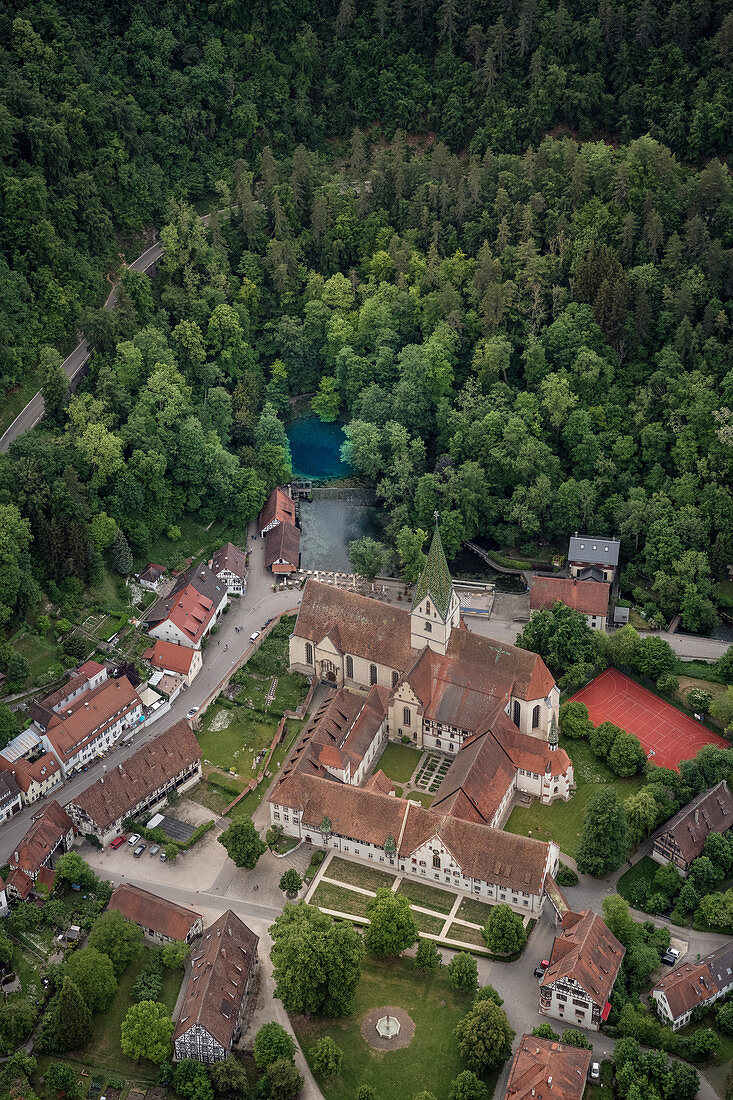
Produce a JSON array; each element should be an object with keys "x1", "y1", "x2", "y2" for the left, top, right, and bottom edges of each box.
[{"x1": 269, "y1": 522, "x2": 574, "y2": 916}]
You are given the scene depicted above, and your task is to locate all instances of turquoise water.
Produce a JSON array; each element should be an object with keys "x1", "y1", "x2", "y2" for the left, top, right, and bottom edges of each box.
[
  {"x1": 298, "y1": 500, "x2": 382, "y2": 572},
  {"x1": 286, "y1": 417, "x2": 352, "y2": 480}
]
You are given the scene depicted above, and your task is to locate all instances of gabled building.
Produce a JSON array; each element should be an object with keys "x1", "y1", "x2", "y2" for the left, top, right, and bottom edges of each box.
[
  {"x1": 210, "y1": 543, "x2": 247, "y2": 595},
  {"x1": 530, "y1": 577, "x2": 610, "y2": 631},
  {"x1": 258, "y1": 486, "x2": 296, "y2": 538},
  {"x1": 504, "y1": 1034, "x2": 592, "y2": 1100},
  {"x1": 108, "y1": 884, "x2": 203, "y2": 944},
  {"x1": 567, "y1": 535, "x2": 620, "y2": 583},
  {"x1": 29, "y1": 660, "x2": 108, "y2": 731},
  {"x1": 173, "y1": 911, "x2": 259, "y2": 1063},
  {"x1": 40, "y1": 675, "x2": 143, "y2": 776},
  {"x1": 143, "y1": 639, "x2": 203, "y2": 686},
  {"x1": 0, "y1": 736, "x2": 64, "y2": 806},
  {"x1": 6, "y1": 801, "x2": 74, "y2": 902},
  {"x1": 0, "y1": 770, "x2": 23, "y2": 824},
  {"x1": 652, "y1": 780, "x2": 733, "y2": 876},
  {"x1": 264, "y1": 522, "x2": 301, "y2": 575},
  {"x1": 539, "y1": 910, "x2": 625, "y2": 1030},
  {"x1": 146, "y1": 563, "x2": 228, "y2": 650},
  {"x1": 652, "y1": 942, "x2": 733, "y2": 1029},
  {"x1": 66, "y1": 719, "x2": 202, "y2": 844},
  {"x1": 138, "y1": 563, "x2": 167, "y2": 590}
]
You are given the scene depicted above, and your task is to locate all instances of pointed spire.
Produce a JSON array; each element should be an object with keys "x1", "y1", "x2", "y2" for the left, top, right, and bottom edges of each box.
[
  {"x1": 548, "y1": 715, "x2": 559, "y2": 750},
  {"x1": 412, "y1": 511, "x2": 454, "y2": 620}
]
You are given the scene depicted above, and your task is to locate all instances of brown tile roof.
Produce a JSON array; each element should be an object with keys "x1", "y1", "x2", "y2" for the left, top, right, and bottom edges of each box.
[
  {"x1": 506, "y1": 1034, "x2": 592, "y2": 1100},
  {"x1": 403, "y1": 645, "x2": 511, "y2": 730},
  {"x1": 6, "y1": 868, "x2": 33, "y2": 899},
  {"x1": 173, "y1": 911, "x2": 258, "y2": 1050},
  {"x1": 277, "y1": 685, "x2": 389, "y2": 783},
  {"x1": 445, "y1": 629, "x2": 555, "y2": 702},
  {"x1": 211, "y1": 543, "x2": 247, "y2": 581},
  {"x1": 45, "y1": 676, "x2": 141, "y2": 762},
  {"x1": 653, "y1": 942, "x2": 733, "y2": 1020},
  {"x1": 69, "y1": 719, "x2": 201, "y2": 831},
  {"x1": 258, "y1": 487, "x2": 296, "y2": 533},
  {"x1": 109, "y1": 884, "x2": 201, "y2": 941},
  {"x1": 146, "y1": 563, "x2": 227, "y2": 629},
  {"x1": 653, "y1": 780, "x2": 733, "y2": 865},
  {"x1": 295, "y1": 580, "x2": 414, "y2": 670},
  {"x1": 139, "y1": 563, "x2": 166, "y2": 584},
  {"x1": 144, "y1": 639, "x2": 195, "y2": 675},
  {"x1": 541, "y1": 910, "x2": 625, "y2": 1006},
  {"x1": 9, "y1": 801, "x2": 72, "y2": 875},
  {"x1": 530, "y1": 577, "x2": 610, "y2": 617},
  {"x1": 76, "y1": 660, "x2": 106, "y2": 679},
  {"x1": 265, "y1": 522, "x2": 301, "y2": 571},
  {"x1": 363, "y1": 769, "x2": 393, "y2": 795},
  {"x1": 0, "y1": 770, "x2": 21, "y2": 807},
  {"x1": 0, "y1": 751, "x2": 62, "y2": 793},
  {"x1": 35, "y1": 867, "x2": 56, "y2": 893}
]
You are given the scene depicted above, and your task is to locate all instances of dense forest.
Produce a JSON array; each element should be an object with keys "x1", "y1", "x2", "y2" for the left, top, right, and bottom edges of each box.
[{"x1": 0, "y1": 0, "x2": 732, "y2": 647}]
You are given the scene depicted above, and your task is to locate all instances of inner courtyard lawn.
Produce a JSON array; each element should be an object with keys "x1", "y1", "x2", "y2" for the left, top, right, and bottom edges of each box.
[
  {"x1": 327, "y1": 856, "x2": 396, "y2": 892},
  {"x1": 504, "y1": 738, "x2": 645, "y2": 858},
  {"x1": 291, "y1": 956, "x2": 497, "y2": 1100},
  {"x1": 375, "y1": 742, "x2": 423, "y2": 784}
]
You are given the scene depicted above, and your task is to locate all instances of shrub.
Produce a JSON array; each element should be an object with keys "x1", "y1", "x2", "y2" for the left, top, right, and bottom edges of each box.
[
  {"x1": 309, "y1": 1035, "x2": 343, "y2": 1076},
  {"x1": 556, "y1": 863, "x2": 579, "y2": 887}
]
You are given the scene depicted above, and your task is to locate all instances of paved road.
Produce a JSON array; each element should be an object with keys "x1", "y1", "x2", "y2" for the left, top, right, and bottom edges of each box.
[{"x1": 0, "y1": 215, "x2": 216, "y2": 454}]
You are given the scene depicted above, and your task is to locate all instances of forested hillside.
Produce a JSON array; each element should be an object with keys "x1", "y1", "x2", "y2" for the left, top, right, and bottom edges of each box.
[{"x1": 1, "y1": 0, "x2": 732, "y2": 392}]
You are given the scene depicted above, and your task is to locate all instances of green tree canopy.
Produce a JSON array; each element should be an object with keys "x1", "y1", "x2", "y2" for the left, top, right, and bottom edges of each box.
[
  {"x1": 88, "y1": 909, "x2": 143, "y2": 976},
  {"x1": 253, "y1": 1023, "x2": 296, "y2": 1071},
  {"x1": 120, "y1": 1001, "x2": 174, "y2": 1063},
  {"x1": 576, "y1": 788, "x2": 629, "y2": 876},
  {"x1": 270, "y1": 904, "x2": 364, "y2": 1017},
  {"x1": 364, "y1": 888, "x2": 418, "y2": 957},
  {"x1": 63, "y1": 947, "x2": 117, "y2": 1013},
  {"x1": 218, "y1": 819, "x2": 267, "y2": 869},
  {"x1": 454, "y1": 1000, "x2": 514, "y2": 1073},
  {"x1": 481, "y1": 903, "x2": 525, "y2": 955}
]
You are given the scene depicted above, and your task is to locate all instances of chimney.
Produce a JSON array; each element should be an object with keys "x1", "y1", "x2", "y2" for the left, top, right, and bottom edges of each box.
[
  {"x1": 118, "y1": 764, "x2": 123, "y2": 773},
  {"x1": 548, "y1": 1078, "x2": 552, "y2": 1088},
  {"x1": 14, "y1": 851, "x2": 18, "y2": 863}
]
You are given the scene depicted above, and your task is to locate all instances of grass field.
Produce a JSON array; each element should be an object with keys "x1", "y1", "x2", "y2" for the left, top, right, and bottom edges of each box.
[
  {"x1": 405, "y1": 791, "x2": 434, "y2": 808},
  {"x1": 141, "y1": 515, "x2": 236, "y2": 572},
  {"x1": 504, "y1": 739, "x2": 645, "y2": 858},
  {"x1": 412, "y1": 911, "x2": 446, "y2": 934},
  {"x1": 455, "y1": 897, "x2": 493, "y2": 926},
  {"x1": 396, "y1": 879, "x2": 457, "y2": 915},
  {"x1": 292, "y1": 956, "x2": 497, "y2": 1100},
  {"x1": 328, "y1": 857, "x2": 396, "y2": 892},
  {"x1": 311, "y1": 881, "x2": 371, "y2": 918},
  {"x1": 446, "y1": 922, "x2": 485, "y2": 947},
  {"x1": 197, "y1": 708, "x2": 285, "y2": 773},
  {"x1": 11, "y1": 629, "x2": 64, "y2": 687},
  {"x1": 616, "y1": 856, "x2": 660, "y2": 907},
  {"x1": 376, "y1": 742, "x2": 423, "y2": 784}
]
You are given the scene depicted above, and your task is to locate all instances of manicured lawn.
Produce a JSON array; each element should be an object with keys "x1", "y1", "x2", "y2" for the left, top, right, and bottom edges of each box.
[
  {"x1": 406, "y1": 791, "x2": 434, "y2": 808},
  {"x1": 396, "y1": 879, "x2": 457, "y2": 914},
  {"x1": 328, "y1": 856, "x2": 396, "y2": 892},
  {"x1": 446, "y1": 923, "x2": 485, "y2": 947},
  {"x1": 412, "y1": 911, "x2": 446, "y2": 934},
  {"x1": 455, "y1": 897, "x2": 493, "y2": 926},
  {"x1": 504, "y1": 739, "x2": 645, "y2": 859},
  {"x1": 616, "y1": 856, "x2": 660, "y2": 907},
  {"x1": 312, "y1": 882, "x2": 371, "y2": 919},
  {"x1": 291, "y1": 955, "x2": 497, "y2": 1100},
  {"x1": 376, "y1": 742, "x2": 423, "y2": 784}
]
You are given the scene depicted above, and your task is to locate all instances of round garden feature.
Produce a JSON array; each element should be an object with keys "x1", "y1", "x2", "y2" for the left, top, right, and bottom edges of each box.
[{"x1": 361, "y1": 1006, "x2": 415, "y2": 1051}]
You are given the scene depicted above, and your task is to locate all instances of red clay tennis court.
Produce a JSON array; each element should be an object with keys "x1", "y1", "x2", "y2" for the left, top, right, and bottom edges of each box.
[{"x1": 570, "y1": 667, "x2": 728, "y2": 772}]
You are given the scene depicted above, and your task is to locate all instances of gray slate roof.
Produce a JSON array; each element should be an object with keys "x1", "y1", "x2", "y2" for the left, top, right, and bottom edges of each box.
[{"x1": 568, "y1": 536, "x2": 620, "y2": 567}]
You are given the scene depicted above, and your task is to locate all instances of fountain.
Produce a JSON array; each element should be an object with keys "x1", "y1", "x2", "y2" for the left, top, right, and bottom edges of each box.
[{"x1": 376, "y1": 1013, "x2": 401, "y2": 1040}]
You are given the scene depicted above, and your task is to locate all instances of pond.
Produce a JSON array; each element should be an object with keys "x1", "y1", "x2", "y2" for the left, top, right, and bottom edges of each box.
[
  {"x1": 298, "y1": 500, "x2": 382, "y2": 573},
  {"x1": 286, "y1": 417, "x2": 352, "y2": 480}
]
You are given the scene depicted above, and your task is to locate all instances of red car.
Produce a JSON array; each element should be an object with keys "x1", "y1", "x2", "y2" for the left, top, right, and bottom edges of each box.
[{"x1": 109, "y1": 836, "x2": 126, "y2": 850}]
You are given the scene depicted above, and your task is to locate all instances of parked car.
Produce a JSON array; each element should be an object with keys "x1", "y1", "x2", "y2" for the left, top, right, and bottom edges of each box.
[
  {"x1": 534, "y1": 966, "x2": 545, "y2": 978},
  {"x1": 109, "y1": 836, "x2": 126, "y2": 850},
  {"x1": 159, "y1": 850, "x2": 168, "y2": 862},
  {"x1": 186, "y1": 706, "x2": 199, "y2": 720},
  {"x1": 590, "y1": 1062, "x2": 600, "y2": 1081},
  {"x1": 127, "y1": 833, "x2": 140, "y2": 846},
  {"x1": 249, "y1": 630, "x2": 261, "y2": 642},
  {"x1": 661, "y1": 947, "x2": 681, "y2": 965},
  {"x1": 133, "y1": 843, "x2": 146, "y2": 858},
  {"x1": 149, "y1": 844, "x2": 160, "y2": 856}
]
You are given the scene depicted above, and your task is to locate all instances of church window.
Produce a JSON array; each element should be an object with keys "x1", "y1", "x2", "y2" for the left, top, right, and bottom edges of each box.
[
  {"x1": 426, "y1": 601, "x2": 431, "y2": 614},
  {"x1": 436, "y1": 738, "x2": 441, "y2": 749},
  {"x1": 305, "y1": 643, "x2": 313, "y2": 665},
  {"x1": 391, "y1": 670, "x2": 399, "y2": 688},
  {"x1": 424, "y1": 621, "x2": 432, "y2": 632},
  {"x1": 432, "y1": 852, "x2": 441, "y2": 869},
  {"x1": 512, "y1": 700, "x2": 521, "y2": 727},
  {"x1": 369, "y1": 664, "x2": 377, "y2": 686},
  {"x1": 345, "y1": 655, "x2": 353, "y2": 679},
  {"x1": 403, "y1": 708, "x2": 411, "y2": 726},
  {"x1": 532, "y1": 705, "x2": 540, "y2": 729}
]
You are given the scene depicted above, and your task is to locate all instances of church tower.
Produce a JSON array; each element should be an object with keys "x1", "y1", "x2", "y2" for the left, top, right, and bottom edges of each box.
[{"x1": 410, "y1": 515, "x2": 461, "y2": 655}]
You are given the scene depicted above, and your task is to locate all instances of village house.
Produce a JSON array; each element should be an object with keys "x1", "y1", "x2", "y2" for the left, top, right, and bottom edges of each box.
[
  {"x1": 567, "y1": 534, "x2": 620, "y2": 583},
  {"x1": 146, "y1": 563, "x2": 228, "y2": 650},
  {"x1": 138, "y1": 563, "x2": 167, "y2": 590},
  {"x1": 6, "y1": 801, "x2": 75, "y2": 902},
  {"x1": 0, "y1": 770, "x2": 23, "y2": 824},
  {"x1": 41, "y1": 675, "x2": 143, "y2": 777},
  {"x1": 652, "y1": 942, "x2": 733, "y2": 1030},
  {"x1": 143, "y1": 638, "x2": 203, "y2": 686},
  {"x1": 504, "y1": 1034, "x2": 592, "y2": 1100},
  {"x1": 539, "y1": 910, "x2": 625, "y2": 1030},
  {"x1": 530, "y1": 577, "x2": 611, "y2": 631},
  {"x1": 173, "y1": 910, "x2": 259, "y2": 1064},
  {"x1": 66, "y1": 719, "x2": 202, "y2": 845},
  {"x1": 264, "y1": 522, "x2": 301, "y2": 575},
  {"x1": 652, "y1": 780, "x2": 733, "y2": 876},
  {"x1": 210, "y1": 543, "x2": 247, "y2": 595},
  {"x1": 258, "y1": 486, "x2": 296, "y2": 537},
  {"x1": 108, "y1": 884, "x2": 203, "y2": 944},
  {"x1": 0, "y1": 730, "x2": 64, "y2": 805}
]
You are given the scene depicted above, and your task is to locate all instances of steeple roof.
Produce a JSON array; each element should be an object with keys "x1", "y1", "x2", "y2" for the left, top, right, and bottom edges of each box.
[{"x1": 412, "y1": 516, "x2": 454, "y2": 620}]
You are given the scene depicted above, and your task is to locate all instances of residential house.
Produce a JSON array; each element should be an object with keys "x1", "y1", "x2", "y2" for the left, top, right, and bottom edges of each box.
[
  {"x1": 66, "y1": 719, "x2": 202, "y2": 845},
  {"x1": 138, "y1": 563, "x2": 167, "y2": 590},
  {"x1": 0, "y1": 770, "x2": 23, "y2": 824},
  {"x1": 0, "y1": 732, "x2": 64, "y2": 805},
  {"x1": 146, "y1": 563, "x2": 228, "y2": 650},
  {"x1": 173, "y1": 911, "x2": 259, "y2": 1063},
  {"x1": 264, "y1": 522, "x2": 301, "y2": 575},
  {"x1": 40, "y1": 675, "x2": 143, "y2": 777},
  {"x1": 539, "y1": 910, "x2": 625, "y2": 1030},
  {"x1": 258, "y1": 486, "x2": 296, "y2": 537},
  {"x1": 108, "y1": 884, "x2": 203, "y2": 944},
  {"x1": 652, "y1": 781, "x2": 733, "y2": 876},
  {"x1": 210, "y1": 543, "x2": 247, "y2": 595},
  {"x1": 567, "y1": 535, "x2": 620, "y2": 583},
  {"x1": 530, "y1": 577, "x2": 611, "y2": 631},
  {"x1": 29, "y1": 660, "x2": 108, "y2": 731},
  {"x1": 504, "y1": 1034, "x2": 592, "y2": 1100},
  {"x1": 6, "y1": 801, "x2": 75, "y2": 902},
  {"x1": 652, "y1": 942, "x2": 733, "y2": 1029},
  {"x1": 143, "y1": 639, "x2": 203, "y2": 686}
]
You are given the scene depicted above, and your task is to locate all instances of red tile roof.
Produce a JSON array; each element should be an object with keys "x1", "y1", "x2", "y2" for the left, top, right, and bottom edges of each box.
[
  {"x1": 258, "y1": 487, "x2": 296, "y2": 532},
  {"x1": 44, "y1": 676, "x2": 141, "y2": 763},
  {"x1": 76, "y1": 660, "x2": 106, "y2": 679},
  {"x1": 109, "y1": 884, "x2": 201, "y2": 941},
  {"x1": 506, "y1": 1034, "x2": 592, "y2": 1099},
  {"x1": 6, "y1": 868, "x2": 33, "y2": 899},
  {"x1": 530, "y1": 577, "x2": 610, "y2": 617},
  {"x1": 35, "y1": 867, "x2": 56, "y2": 894},
  {"x1": 151, "y1": 584, "x2": 216, "y2": 643},
  {"x1": 144, "y1": 639, "x2": 196, "y2": 675},
  {"x1": 0, "y1": 750, "x2": 62, "y2": 793},
  {"x1": 139, "y1": 563, "x2": 166, "y2": 584},
  {"x1": 9, "y1": 801, "x2": 72, "y2": 876},
  {"x1": 541, "y1": 910, "x2": 625, "y2": 1007}
]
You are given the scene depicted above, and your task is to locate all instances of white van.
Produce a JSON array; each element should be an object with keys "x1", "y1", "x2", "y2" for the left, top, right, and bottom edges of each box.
[{"x1": 249, "y1": 630, "x2": 261, "y2": 643}]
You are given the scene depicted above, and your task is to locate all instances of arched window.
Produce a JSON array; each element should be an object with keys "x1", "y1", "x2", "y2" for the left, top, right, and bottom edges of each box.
[
  {"x1": 305, "y1": 642, "x2": 313, "y2": 665},
  {"x1": 345, "y1": 655, "x2": 353, "y2": 679},
  {"x1": 436, "y1": 738, "x2": 442, "y2": 749},
  {"x1": 432, "y1": 851, "x2": 441, "y2": 869},
  {"x1": 403, "y1": 707, "x2": 411, "y2": 726},
  {"x1": 424, "y1": 621, "x2": 432, "y2": 632},
  {"x1": 391, "y1": 670, "x2": 399, "y2": 688},
  {"x1": 512, "y1": 700, "x2": 521, "y2": 727},
  {"x1": 532, "y1": 704, "x2": 541, "y2": 729},
  {"x1": 369, "y1": 663, "x2": 377, "y2": 686}
]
